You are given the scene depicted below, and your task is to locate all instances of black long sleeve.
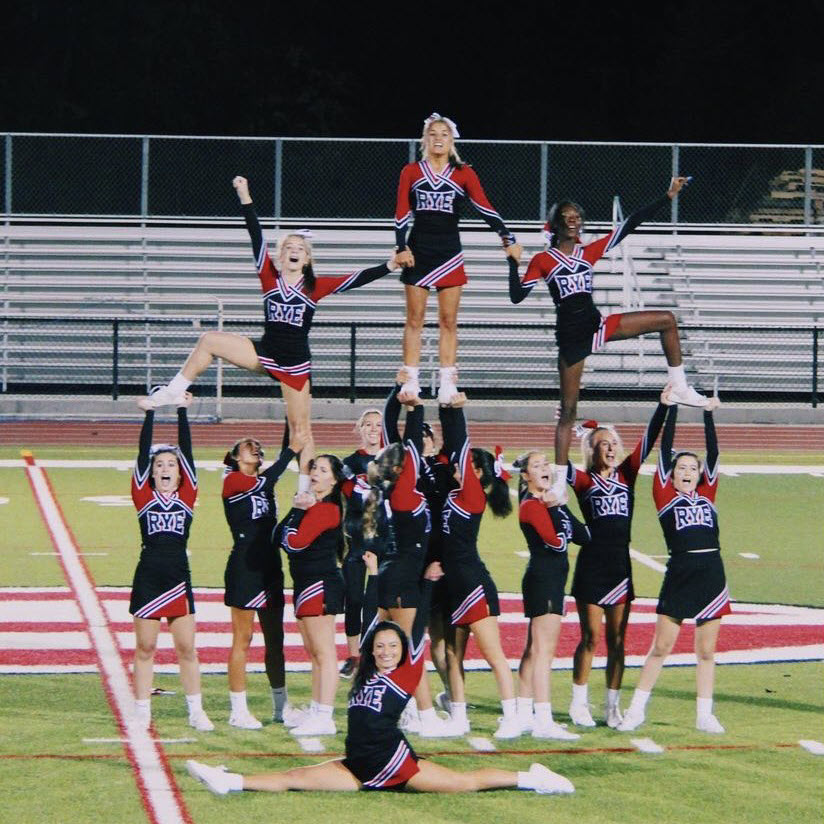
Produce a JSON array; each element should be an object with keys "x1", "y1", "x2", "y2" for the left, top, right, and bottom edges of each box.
[
  {"x1": 136, "y1": 411, "x2": 154, "y2": 475},
  {"x1": 508, "y1": 256, "x2": 531, "y2": 304},
  {"x1": 241, "y1": 202, "x2": 264, "y2": 261},
  {"x1": 176, "y1": 408, "x2": 193, "y2": 470},
  {"x1": 261, "y1": 446, "x2": 296, "y2": 493},
  {"x1": 659, "y1": 405, "x2": 679, "y2": 476},
  {"x1": 704, "y1": 410, "x2": 719, "y2": 479},
  {"x1": 438, "y1": 404, "x2": 468, "y2": 458},
  {"x1": 382, "y1": 384, "x2": 402, "y2": 444}
]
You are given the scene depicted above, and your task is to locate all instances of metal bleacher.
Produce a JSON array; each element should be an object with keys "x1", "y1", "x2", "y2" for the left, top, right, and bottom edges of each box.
[{"x1": 1, "y1": 221, "x2": 822, "y2": 399}]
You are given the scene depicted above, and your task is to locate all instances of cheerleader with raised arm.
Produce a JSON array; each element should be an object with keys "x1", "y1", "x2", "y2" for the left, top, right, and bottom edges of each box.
[
  {"x1": 618, "y1": 391, "x2": 728, "y2": 733},
  {"x1": 508, "y1": 176, "x2": 705, "y2": 504}
]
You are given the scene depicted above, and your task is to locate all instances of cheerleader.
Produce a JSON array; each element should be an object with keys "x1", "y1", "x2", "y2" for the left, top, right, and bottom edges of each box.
[
  {"x1": 394, "y1": 113, "x2": 520, "y2": 403},
  {"x1": 129, "y1": 392, "x2": 212, "y2": 732},
  {"x1": 437, "y1": 398, "x2": 521, "y2": 739},
  {"x1": 339, "y1": 408, "x2": 385, "y2": 678},
  {"x1": 279, "y1": 454, "x2": 347, "y2": 736},
  {"x1": 186, "y1": 553, "x2": 574, "y2": 796},
  {"x1": 221, "y1": 428, "x2": 300, "y2": 728},
  {"x1": 140, "y1": 175, "x2": 399, "y2": 491},
  {"x1": 618, "y1": 392, "x2": 728, "y2": 733},
  {"x1": 508, "y1": 176, "x2": 705, "y2": 503},
  {"x1": 566, "y1": 403, "x2": 668, "y2": 728},
  {"x1": 363, "y1": 381, "x2": 459, "y2": 737},
  {"x1": 514, "y1": 451, "x2": 590, "y2": 740}
]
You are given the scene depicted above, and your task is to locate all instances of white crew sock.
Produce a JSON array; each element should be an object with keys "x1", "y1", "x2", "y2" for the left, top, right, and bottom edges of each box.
[
  {"x1": 696, "y1": 697, "x2": 713, "y2": 717},
  {"x1": 571, "y1": 683, "x2": 588, "y2": 706},
  {"x1": 533, "y1": 702, "x2": 552, "y2": 726},
  {"x1": 516, "y1": 696, "x2": 534, "y2": 718},
  {"x1": 271, "y1": 687, "x2": 287, "y2": 716},
  {"x1": 167, "y1": 371, "x2": 192, "y2": 396},
  {"x1": 450, "y1": 702, "x2": 468, "y2": 725},
  {"x1": 402, "y1": 365, "x2": 419, "y2": 383},
  {"x1": 419, "y1": 707, "x2": 437, "y2": 723},
  {"x1": 297, "y1": 474, "x2": 311, "y2": 494},
  {"x1": 225, "y1": 772, "x2": 245, "y2": 792},
  {"x1": 229, "y1": 691, "x2": 249, "y2": 715},
  {"x1": 501, "y1": 698, "x2": 517, "y2": 719},
  {"x1": 667, "y1": 364, "x2": 687, "y2": 388},
  {"x1": 315, "y1": 703, "x2": 334, "y2": 717},
  {"x1": 439, "y1": 366, "x2": 457, "y2": 385},
  {"x1": 606, "y1": 688, "x2": 621, "y2": 709},
  {"x1": 185, "y1": 693, "x2": 203, "y2": 715},
  {"x1": 134, "y1": 698, "x2": 151, "y2": 723},
  {"x1": 628, "y1": 688, "x2": 651, "y2": 712}
]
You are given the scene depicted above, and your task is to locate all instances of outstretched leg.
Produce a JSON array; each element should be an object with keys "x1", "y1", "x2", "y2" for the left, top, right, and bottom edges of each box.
[
  {"x1": 553, "y1": 356, "x2": 586, "y2": 495},
  {"x1": 243, "y1": 758, "x2": 361, "y2": 792}
]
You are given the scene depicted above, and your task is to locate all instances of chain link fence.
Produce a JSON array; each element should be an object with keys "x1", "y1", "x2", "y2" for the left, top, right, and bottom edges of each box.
[{"x1": 3, "y1": 133, "x2": 824, "y2": 224}]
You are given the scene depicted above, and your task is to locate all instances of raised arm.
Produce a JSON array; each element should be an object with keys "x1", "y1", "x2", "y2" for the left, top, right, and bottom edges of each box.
[
  {"x1": 657, "y1": 404, "x2": 679, "y2": 483},
  {"x1": 382, "y1": 383, "x2": 402, "y2": 445},
  {"x1": 584, "y1": 177, "x2": 690, "y2": 262},
  {"x1": 233, "y1": 176, "x2": 265, "y2": 264},
  {"x1": 175, "y1": 393, "x2": 197, "y2": 487},
  {"x1": 261, "y1": 444, "x2": 296, "y2": 491},
  {"x1": 136, "y1": 410, "x2": 154, "y2": 477},
  {"x1": 703, "y1": 409, "x2": 719, "y2": 485},
  {"x1": 621, "y1": 402, "x2": 668, "y2": 484}
]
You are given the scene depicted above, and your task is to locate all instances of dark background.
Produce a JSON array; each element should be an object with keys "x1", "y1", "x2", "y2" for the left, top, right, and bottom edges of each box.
[{"x1": 2, "y1": 1, "x2": 822, "y2": 143}]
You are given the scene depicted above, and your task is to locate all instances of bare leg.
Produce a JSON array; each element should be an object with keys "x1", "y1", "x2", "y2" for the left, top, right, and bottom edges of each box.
[
  {"x1": 572, "y1": 601, "x2": 604, "y2": 686},
  {"x1": 436, "y1": 286, "x2": 462, "y2": 367},
  {"x1": 611, "y1": 310, "x2": 681, "y2": 366},
  {"x1": 469, "y1": 616, "x2": 515, "y2": 701},
  {"x1": 695, "y1": 618, "x2": 722, "y2": 699},
  {"x1": 446, "y1": 624, "x2": 470, "y2": 703},
  {"x1": 133, "y1": 618, "x2": 161, "y2": 699},
  {"x1": 635, "y1": 615, "x2": 682, "y2": 693},
  {"x1": 168, "y1": 614, "x2": 202, "y2": 696},
  {"x1": 603, "y1": 602, "x2": 631, "y2": 690},
  {"x1": 428, "y1": 608, "x2": 451, "y2": 692},
  {"x1": 228, "y1": 607, "x2": 256, "y2": 693},
  {"x1": 402, "y1": 285, "x2": 429, "y2": 367},
  {"x1": 179, "y1": 332, "x2": 264, "y2": 381},
  {"x1": 407, "y1": 759, "x2": 518, "y2": 792},
  {"x1": 517, "y1": 621, "x2": 534, "y2": 698},
  {"x1": 244, "y1": 758, "x2": 361, "y2": 792},
  {"x1": 280, "y1": 382, "x2": 314, "y2": 474},
  {"x1": 299, "y1": 615, "x2": 339, "y2": 707},
  {"x1": 258, "y1": 605, "x2": 285, "y2": 690},
  {"x1": 528, "y1": 613, "x2": 562, "y2": 704},
  {"x1": 555, "y1": 357, "x2": 586, "y2": 467}
]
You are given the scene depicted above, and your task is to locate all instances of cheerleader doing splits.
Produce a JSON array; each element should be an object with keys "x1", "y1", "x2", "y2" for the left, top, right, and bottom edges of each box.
[
  {"x1": 394, "y1": 113, "x2": 520, "y2": 403},
  {"x1": 508, "y1": 176, "x2": 706, "y2": 503},
  {"x1": 129, "y1": 393, "x2": 213, "y2": 732},
  {"x1": 619, "y1": 391, "x2": 728, "y2": 733},
  {"x1": 186, "y1": 554, "x2": 574, "y2": 796},
  {"x1": 140, "y1": 176, "x2": 399, "y2": 489},
  {"x1": 514, "y1": 451, "x2": 590, "y2": 740},
  {"x1": 566, "y1": 403, "x2": 667, "y2": 728},
  {"x1": 221, "y1": 429, "x2": 300, "y2": 729}
]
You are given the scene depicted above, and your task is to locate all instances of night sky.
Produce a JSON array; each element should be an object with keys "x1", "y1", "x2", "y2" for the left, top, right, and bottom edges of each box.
[{"x1": 2, "y1": 1, "x2": 823, "y2": 144}]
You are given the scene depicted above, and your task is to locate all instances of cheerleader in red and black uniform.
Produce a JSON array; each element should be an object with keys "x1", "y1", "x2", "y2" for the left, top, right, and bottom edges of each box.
[
  {"x1": 363, "y1": 383, "x2": 456, "y2": 736},
  {"x1": 619, "y1": 392, "x2": 728, "y2": 734},
  {"x1": 278, "y1": 453, "x2": 347, "y2": 737},
  {"x1": 186, "y1": 553, "x2": 575, "y2": 796},
  {"x1": 339, "y1": 408, "x2": 386, "y2": 678},
  {"x1": 514, "y1": 450, "x2": 590, "y2": 740},
  {"x1": 566, "y1": 402, "x2": 668, "y2": 729},
  {"x1": 393, "y1": 113, "x2": 520, "y2": 404},
  {"x1": 221, "y1": 427, "x2": 300, "y2": 729},
  {"x1": 508, "y1": 176, "x2": 706, "y2": 504},
  {"x1": 140, "y1": 175, "x2": 399, "y2": 491},
  {"x1": 129, "y1": 392, "x2": 212, "y2": 732},
  {"x1": 437, "y1": 398, "x2": 521, "y2": 739}
]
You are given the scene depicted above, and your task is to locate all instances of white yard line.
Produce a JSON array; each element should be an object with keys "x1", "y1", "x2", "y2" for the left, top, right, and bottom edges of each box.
[{"x1": 22, "y1": 451, "x2": 191, "y2": 824}]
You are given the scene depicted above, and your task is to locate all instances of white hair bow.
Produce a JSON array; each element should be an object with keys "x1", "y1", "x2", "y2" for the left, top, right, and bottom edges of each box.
[
  {"x1": 294, "y1": 228, "x2": 313, "y2": 238},
  {"x1": 424, "y1": 112, "x2": 460, "y2": 138}
]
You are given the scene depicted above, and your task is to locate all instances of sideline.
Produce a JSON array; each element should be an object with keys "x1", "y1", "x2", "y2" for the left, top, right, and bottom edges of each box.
[{"x1": 21, "y1": 450, "x2": 192, "y2": 824}]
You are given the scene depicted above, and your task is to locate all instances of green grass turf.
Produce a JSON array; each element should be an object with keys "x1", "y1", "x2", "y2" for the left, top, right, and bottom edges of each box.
[{"x1": 1, "y1": 664, "x2": 820, "y2": 824}]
